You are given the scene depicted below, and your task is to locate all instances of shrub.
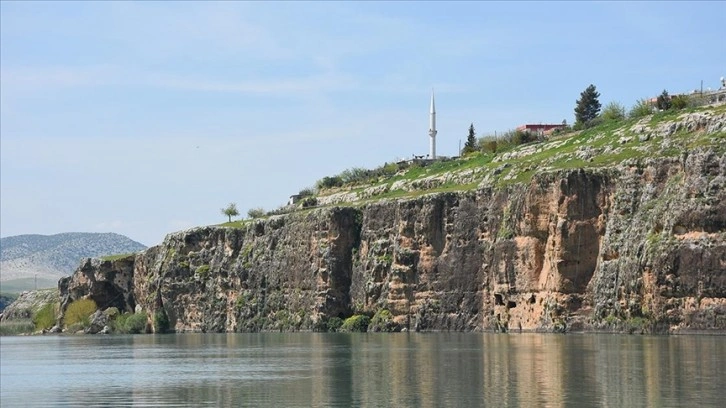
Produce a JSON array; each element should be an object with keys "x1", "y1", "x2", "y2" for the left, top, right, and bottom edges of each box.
[
  {"x1": 300, "y1": 196, "x2": 318, "y2": 208},
  {"x1": 297, "y1": 187, "x2": 316, "y2": 198},
  {"x1": 247, "y1": 207, "x2": 266, "y2": 219},
  {"x1": 479, "y1": 138, "x2": 498, "y2": 154},
  {"x1": 114, "y1": 312, "x2": 148, "y2": 334},
  {"x1": 584, "y1": 116, "x2": 604, "y2": 129},
  {"x1": 316, "y1": 176, "x2": 344, "y2": 190},
  {"x1": 600, "y1": 101, "x2": 626, "y2": 122},
  {"x1": 671, "y1": 95, "x2": 688, "y2": 110},
  {"x1": 153, "y1": 309, "x2": 170, "y2": 333},
  {"x1": 629, "y1": 99, "x2": 653, "y2": 119},
  {"x1": 64, "y1": 298, "x2": 97, "y2": 328},
  {"x1": 369, "y1": 309, "x2": 399, "y2": 332},
  {"x1": 33, "y1": 303, "x2": 57, "y2": 331},
  {"x1": 340, "y1": 314, "x2": 370, "y2": 332},
  {"x1": 326, "y1": 317, "x2": 344, "y2": 332}
]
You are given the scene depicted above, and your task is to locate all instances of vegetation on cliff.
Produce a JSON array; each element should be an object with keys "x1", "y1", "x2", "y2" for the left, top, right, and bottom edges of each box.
[
  {"x1": 273, "y1": 102, "x2": 725, "y2": 211},
  {"x1": 4, "y1": 90, "x2": 724, "y2": 336}
]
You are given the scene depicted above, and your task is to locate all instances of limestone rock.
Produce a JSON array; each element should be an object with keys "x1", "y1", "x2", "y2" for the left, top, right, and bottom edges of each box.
[
  {"x1": 85, "y1": 310, "x2": 108, "y2": 334},
  {"x1": 57, "y1": 149, "x2": 726, "y2": 334}
]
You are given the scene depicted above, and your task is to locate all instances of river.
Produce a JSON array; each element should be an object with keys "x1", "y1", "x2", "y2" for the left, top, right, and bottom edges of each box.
[{"x1": 1, "y1": 333, "x2": 724, "y2": 407}]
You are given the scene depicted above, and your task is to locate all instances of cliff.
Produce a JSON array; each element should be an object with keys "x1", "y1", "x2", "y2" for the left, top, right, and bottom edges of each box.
[{"x1": 57, "y1": 107, "x2": 726, "y2": 334}]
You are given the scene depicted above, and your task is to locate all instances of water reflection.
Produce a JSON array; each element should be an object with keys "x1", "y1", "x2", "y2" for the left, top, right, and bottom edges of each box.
[{"x1": 1, "y1": 333, "x2": 724, "y2": 407}]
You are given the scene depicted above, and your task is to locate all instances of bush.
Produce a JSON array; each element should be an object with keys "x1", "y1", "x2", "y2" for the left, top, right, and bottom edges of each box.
[
  {"x1": 297, "y1": 187, "x2": 316, "y2": 198},
  {"x1": 369, "y1": 309, "x2": 399, "y2": 332},
  {"x1": 104, "y1": 307, "x2": 120, "y2": 319},
  {"x1": 326, "y1": 317, "x2": 344, "y2": 332},
  {"x1": 64, "y1": 298, "x2": 97, "y2": 328},
  {"x1": 584, "y1": 116, "x2": 604, "y2": 129},
  {"x1": 512, "y1": 129, "x2": 535, "y2": 145},
  {"x1": 316, "y1": 176, "x2": 344, "y2": 190},
  {"x1": 600, "y1": 101, "x2": 626, "y2": 122},
  {"x1": 628, "y1": 99, "x2": 653, "y2": 119},
  {"x1": 247, "y1": 207, "x2": 265, "y2": 219},
  {"x1": 340, "y1": 314, "x2": 370, "y2": 332},
  {"x1": 154, "y1": 309, "x2": 170, "y2": 333},
  {"x1": 300, "y1": 196, "x2": 317, "y2": 208},
  {"x1": 671, "y1": 95, "x2": 688, "y2": 110},
  {"x1": 33, "y1": 303, "x2": 57, "y2": 331},
  {"x1": 113, "y1": 311, "x2": 148, "y2": 334},
  {"x1": 478, "y1": 138, "x2": 498, "y2": 154},
  {"x1": 315, "y1": 161, "x2": 404, "y2": 191}
]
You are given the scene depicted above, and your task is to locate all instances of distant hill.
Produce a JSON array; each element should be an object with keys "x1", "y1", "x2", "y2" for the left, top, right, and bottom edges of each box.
[{"x1": 0, "y1": 233, "x2": 147, "y2": 290}]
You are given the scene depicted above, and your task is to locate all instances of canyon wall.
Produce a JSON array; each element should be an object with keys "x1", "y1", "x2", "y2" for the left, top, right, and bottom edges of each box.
[{"x1": 59, "y1": 148, "x2": 726, "y2": 333}]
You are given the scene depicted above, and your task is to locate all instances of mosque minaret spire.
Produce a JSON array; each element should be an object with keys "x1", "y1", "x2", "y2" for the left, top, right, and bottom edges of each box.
[{"x1": 429, "y1": 89, "x2": 437, "y2": 159}]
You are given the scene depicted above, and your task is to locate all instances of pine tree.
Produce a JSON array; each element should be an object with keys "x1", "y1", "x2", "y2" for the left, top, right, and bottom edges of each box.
[
  {"x1": 463, "y1": 123, "x2": 477, "y2": 154},
  {"x1": 656, "y1": 89, "x2": 672, "y2": 111},
  {"x1": 574, "y1": 84, "x2": 602, "y2": 128}
]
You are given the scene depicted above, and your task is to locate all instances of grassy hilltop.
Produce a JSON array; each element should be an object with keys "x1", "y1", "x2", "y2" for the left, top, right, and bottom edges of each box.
[{"x1": 221, "y1": 101, "x2": 725, "y2": 227}]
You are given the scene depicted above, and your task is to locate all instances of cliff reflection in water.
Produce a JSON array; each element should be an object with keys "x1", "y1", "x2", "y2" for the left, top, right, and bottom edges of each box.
[{"x1": 1, "y1": 333, "x2": 724, "y2": 407}]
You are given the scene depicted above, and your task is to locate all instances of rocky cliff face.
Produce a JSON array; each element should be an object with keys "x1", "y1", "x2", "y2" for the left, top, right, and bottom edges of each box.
[{"x1": 58, "y1": 149, "x2": 725, "y2": 334}]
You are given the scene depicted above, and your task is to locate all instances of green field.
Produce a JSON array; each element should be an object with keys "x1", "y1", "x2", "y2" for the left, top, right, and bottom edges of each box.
[{"x1": 0, "y1": 278, "x2": 58, "y2": 295}]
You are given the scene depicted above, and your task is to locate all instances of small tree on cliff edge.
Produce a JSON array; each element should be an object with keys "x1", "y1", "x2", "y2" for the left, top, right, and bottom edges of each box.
[
  {"x1": 221, "y1": 202, "x2": 239, "y2": 222},
  {"x1": 574, "y1": 84, "x2": 602, "y2": 129},
  {"x1": 462, "y1": 123, "x2": 477, "y2": 154}
]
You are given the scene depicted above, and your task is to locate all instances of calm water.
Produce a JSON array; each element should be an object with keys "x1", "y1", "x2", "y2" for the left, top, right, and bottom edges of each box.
[{"x1": 1, "y1": 333, "x2": 724, "y2": 407}]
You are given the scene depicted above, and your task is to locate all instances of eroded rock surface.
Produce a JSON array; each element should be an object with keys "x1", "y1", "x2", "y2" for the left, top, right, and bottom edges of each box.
[{"x1": 59, "y1": 149, "x2": 726, "y2": 333}]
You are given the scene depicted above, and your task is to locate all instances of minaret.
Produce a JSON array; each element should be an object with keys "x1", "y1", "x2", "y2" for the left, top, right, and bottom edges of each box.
[{"x1": 428, "y1": 90, "x2": 437, "y2": 159}]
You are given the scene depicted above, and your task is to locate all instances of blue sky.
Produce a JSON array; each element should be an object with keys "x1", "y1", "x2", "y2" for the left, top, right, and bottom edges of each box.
[{"x1": 1, "y1": 1, "x2": 724, "y2": 246}]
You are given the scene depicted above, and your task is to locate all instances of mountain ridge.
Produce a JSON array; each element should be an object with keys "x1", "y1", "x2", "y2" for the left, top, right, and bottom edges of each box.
[{"x1": 0, "y1": 232, "x2": 146, "y2": 284}]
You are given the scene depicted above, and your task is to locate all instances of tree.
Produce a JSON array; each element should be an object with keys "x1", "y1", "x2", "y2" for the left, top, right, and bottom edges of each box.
[
  {"x1": 463, "y1": 123, "x2": 477, "y2": 154},
  {"x1": 221, "y1": 203, "x2": 239, "y2": 222},
  {"x1": 574, "y1": 84, "x2": 602, "y2": 128},
  {"x1": 656, "y1": 89, "x2": 672, "y2": 111}
]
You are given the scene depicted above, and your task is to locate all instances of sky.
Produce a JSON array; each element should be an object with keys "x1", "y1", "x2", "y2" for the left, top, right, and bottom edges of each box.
[{"x1": 1, "y1": 1, "x2": 724, "y2": 247}]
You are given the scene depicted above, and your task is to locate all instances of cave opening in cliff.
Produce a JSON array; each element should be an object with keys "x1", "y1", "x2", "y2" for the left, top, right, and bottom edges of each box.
[
  {"x1": 494, "y1": 294, "x2": 504, "y2": 306},
  {"x1": 507, "y1": 301, "x2": 517, "y2": 308}
]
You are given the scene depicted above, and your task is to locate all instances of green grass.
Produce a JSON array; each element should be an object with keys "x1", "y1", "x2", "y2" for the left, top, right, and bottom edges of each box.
[
  {"x1": 0, "y1": 278, "x2": 57, "y2": 294},
  {"x1": 202, "y1": 103, "x2": 725, "y2": 226},
  {"x1": 0, "y1": 319, "x2": 35, "y2": 336},
  {"x1": 33, "y1": 302, "x2": 57, "y2": 331},
  {"x1": 218, "y1": 219, "x2": 252, "y2": 228}
]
